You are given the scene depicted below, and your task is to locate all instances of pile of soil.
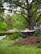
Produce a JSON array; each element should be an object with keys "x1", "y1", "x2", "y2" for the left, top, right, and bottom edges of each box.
[{"x1": 12, "y1": 36, "x2": 41, "y2": 46}]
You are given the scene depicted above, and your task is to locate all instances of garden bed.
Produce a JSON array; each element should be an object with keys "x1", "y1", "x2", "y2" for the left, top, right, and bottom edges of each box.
[{"x1": 13, "y1": 36, "x2": 41, "y2": 46}]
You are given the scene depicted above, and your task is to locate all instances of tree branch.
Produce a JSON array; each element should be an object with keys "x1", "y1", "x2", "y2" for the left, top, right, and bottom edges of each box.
[
  {"x1": 32, "y1": 2, "x2": 41, "y2": 16},
  {"x1": 13, "y1": 1, "x2": 28, "y2": 10}
]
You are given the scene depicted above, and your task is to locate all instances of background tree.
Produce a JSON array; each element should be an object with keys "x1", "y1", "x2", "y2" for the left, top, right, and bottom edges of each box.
[{"x1": 0, "y1": 0, "x2": 41, "y2": 31}]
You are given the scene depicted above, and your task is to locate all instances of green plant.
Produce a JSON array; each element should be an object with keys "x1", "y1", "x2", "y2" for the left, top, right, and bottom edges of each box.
[
  {"x1": 34, "y1": 30, "x2": 41, "y2": 37},
  {"x1": 9, "y1": 33, "x2": 22, "y2": 40},
  {"x1": 11, "y1": 14, "x2": 29, "y2": 30},
  {"x1": 0, "y1": 21, "x2": 7, "y2": 31},
  {"x1": 37, "y1": 44, "x2": 41, "y2": 48}
]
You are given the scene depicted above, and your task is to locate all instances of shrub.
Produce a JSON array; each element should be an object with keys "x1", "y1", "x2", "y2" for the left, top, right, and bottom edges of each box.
[
  {"x1": 0, "y1": 21, "x2": 7, "y2": 31},
  {"x1": 37, "y1": 44, "x2": 41, "y2": 48},
  {"x1": 34, "y1": 29, "x2": 41, "y2": 37},
  {"x1": 9, "y1": 33, "x2": 22, "y2": 40}
]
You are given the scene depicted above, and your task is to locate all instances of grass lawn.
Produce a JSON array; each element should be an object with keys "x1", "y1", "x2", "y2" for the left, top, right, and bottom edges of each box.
[{"x1": 0, "y1": 39, "x2": 41, "y2": 54}]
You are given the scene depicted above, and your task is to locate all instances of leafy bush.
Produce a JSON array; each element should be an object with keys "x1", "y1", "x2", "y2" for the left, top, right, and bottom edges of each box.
[
  {"x1": 9, "y1": 33, "x2": 22, "y2": 40},
  {"x1": 34, "y1": 29, "x2": 41, "y2": 37},
  {"x1": 0, "y1": 22, "x2": 7, "y2": 31},
  {"x1": 11, "y1": 14, "x2": 29, "y2": 30},
  {"x1": 37, "y1": 44, "x2": 41, "y2": 48}
]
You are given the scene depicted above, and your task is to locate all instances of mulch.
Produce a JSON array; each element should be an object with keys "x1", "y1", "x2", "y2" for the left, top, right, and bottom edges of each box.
[{"x1": 12, "y1": 36, "x2": 41, "y2": 46}]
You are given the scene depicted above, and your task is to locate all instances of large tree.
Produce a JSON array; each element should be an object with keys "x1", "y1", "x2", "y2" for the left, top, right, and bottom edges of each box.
[{"x1": 0, "y1": 0, "x2": 41, "y2": 30}]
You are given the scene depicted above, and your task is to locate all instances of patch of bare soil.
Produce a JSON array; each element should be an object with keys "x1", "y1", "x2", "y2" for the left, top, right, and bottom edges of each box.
[{"x1": 12, "y1": 36, "x2": 41, "y2": 46}]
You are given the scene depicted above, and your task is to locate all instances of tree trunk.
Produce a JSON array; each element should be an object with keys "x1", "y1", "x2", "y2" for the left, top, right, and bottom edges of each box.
[{"x1": 26, "y1": 0, "x2": 34, "y2": 30}]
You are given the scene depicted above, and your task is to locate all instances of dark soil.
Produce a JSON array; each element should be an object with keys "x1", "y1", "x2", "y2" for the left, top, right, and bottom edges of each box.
[{"x1": 12, "y1": 36, "x2": 41, "y2": 46}]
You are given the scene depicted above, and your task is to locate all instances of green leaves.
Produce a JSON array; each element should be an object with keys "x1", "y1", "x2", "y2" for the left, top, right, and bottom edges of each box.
[
  {"x1": 10, "y1": 14, "x2": 29, "y2": 30},
  {"x1": 0, "y1": 21, "x2": 7, "y2": 31}
]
